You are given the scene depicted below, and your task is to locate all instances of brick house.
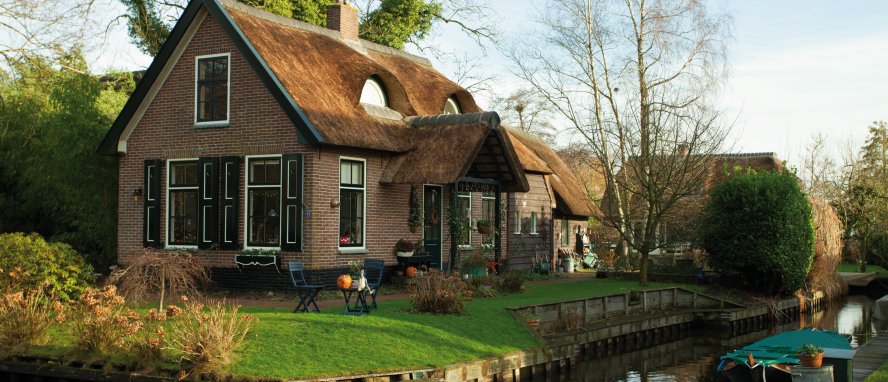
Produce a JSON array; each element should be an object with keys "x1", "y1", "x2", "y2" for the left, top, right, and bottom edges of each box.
[{"x1": 99, "y1": 0, "x2": 592, "y2": 287}]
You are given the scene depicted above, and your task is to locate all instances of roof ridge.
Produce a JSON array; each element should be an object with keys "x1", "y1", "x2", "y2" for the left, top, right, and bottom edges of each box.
[
  {"x1": 718, "y1": 152, "x2": 779, "y2": 158},
  {"x1": 408, "y1": 111, "x2": 501, "y2": 128},
  {"x1": 220, "y1": 0, "x2": 432, "y2": 67}
]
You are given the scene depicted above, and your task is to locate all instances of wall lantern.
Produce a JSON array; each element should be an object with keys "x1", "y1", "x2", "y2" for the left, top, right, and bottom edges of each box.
[{"x1": 132, "y1": 187, "x2": 143, "y2": 202}]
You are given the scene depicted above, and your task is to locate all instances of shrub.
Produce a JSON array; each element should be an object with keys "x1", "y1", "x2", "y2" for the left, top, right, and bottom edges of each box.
[
  {"x1": 70, "y1": 285, "x2": 143, "y2": 353},
  {"x1": 166, "y1": 299, "x2": 255, "y2": 376},
  {"x1": 494, "y1": 271, "x2": 526, "y2": 294},
  {"x1": 0, "y1": 285, "x2": 64, "y2": 357},
  {"x1": 467, "y1": 277, "x2": 498, "y2": 298},
  {"x1": 408, "y1": 270, "x2": 472, "y2": 314},
  {"x1": 109, "y1": 249, "x2": 208, "y2": 310},
  {"x1": 0, "y1": 232, "x2": 93, "y2": 300},
  {"x1": 699, "y1": 170, "x2": 815, "y2": 295}
]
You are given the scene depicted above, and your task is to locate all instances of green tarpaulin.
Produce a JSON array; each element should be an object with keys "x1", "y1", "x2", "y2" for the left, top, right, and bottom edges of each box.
[{"x1": 721, "y1": 328, "x2": 851, "y2": 367}]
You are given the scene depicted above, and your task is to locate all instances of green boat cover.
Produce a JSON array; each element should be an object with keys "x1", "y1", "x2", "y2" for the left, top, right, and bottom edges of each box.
[{"x1": 720, "y1": 328, "x2": 851, "y2": 367}]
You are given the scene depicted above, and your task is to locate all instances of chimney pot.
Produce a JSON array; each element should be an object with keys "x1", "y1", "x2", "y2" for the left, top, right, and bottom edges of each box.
[
  {"x1": 678, "y1": 143, "x2": 690, "y2": 157},
  {"x1": 326, "y1": 1, "x2": 359, "y2": 41}
]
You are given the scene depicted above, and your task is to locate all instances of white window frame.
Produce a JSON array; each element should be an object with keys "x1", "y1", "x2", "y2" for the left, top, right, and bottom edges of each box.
[
  {"x1": 513, "y1": 209, "x2": 522, "y2": 234},
  {"x1": 443, "y1": 97, "x2": 461, "y2": 114},
  {"x1": 166, "y1": 158, "x2": 199, "y2": 249},
  {"x1": 457, "y1": 191, "x2": 472, "y2": 249},
  {"x1": 359, "y1": 78, "x2": 387, "y2": 107},
  {"x1": 530, "y1": 211, "x2": 538, "y2": 235},
  {"x1": 193, "y1": 52, "x2": 231, "y2": 126},
  {"x1": 222, "y1": 161, "x2": 235, "y2": 245},
  {"x1": 339, "y1": 156, "x2": 367, "y2": 250},
  {"x1": 481, "y1": 192, "x2": 495, "y2": 245},
  {"x1": 243, "y1": 155, "x2": 282, "y2": 250}
]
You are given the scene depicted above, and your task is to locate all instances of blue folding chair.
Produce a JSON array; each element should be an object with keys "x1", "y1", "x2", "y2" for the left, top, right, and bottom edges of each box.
[
  {"x1": 288, "y1": 261, "x2": 324, "y2": 313},
  {"x1": 363, "y1": 259, "x2": 384, "y2": 310}
]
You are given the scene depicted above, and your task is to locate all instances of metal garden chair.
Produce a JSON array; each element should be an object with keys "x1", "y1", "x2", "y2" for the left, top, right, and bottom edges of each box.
[
  {"x1": 288, "y1": 261, "x2": 324, "y2": 313},
  {"x1": 363, "y1": 259, "x2": 385, "y2": 309}
]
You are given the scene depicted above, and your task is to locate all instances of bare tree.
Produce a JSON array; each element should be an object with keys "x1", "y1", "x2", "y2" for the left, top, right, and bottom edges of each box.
[
  {"x1": 0, "y1": 0, "x2": 101, "y2": 67},
  {"x1": 509, "y1": 0, "x2": 732, "y2": 285},
  {"x1": 447, "y1": 53, "x2": 498, "y2": 102},
  {"x1": 799, "y1": 133, "x2": 840, "y2": 200},
  {"x1": 492, "y1": 88, "x2": 557, "y2": 143}
]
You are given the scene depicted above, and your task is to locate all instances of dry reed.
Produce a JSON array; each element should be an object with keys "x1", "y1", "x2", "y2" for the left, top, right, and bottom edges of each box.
[{"x1": 165, "y1": 299, "x2": 255, "y2": 377}]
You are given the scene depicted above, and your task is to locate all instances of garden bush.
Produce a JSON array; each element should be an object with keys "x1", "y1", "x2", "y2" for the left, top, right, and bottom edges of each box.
[
  {"x1": 70, "y1": 285, "x2": 142, "y2": 353},
  {"x1": 408, "y1": 270, "x2": 472, "y2": 314},
  {"x1": 109, "y1": 248, "x2": 208, "y2": 310},
  {"x1": 494, "y1": 271, "x2": 526, "y2": 294},
  {"x1": 0, "y1": 272, "x2": 65, "y2": 356},
  {"x1": 699, "y1": 170, "x2": 815, "y2": 295},
  {"x1": 166, "y1": 299, "x2": 255, "y2": 376},
  {"x1": 0, "y1": 232, "x2": 93, "y2": 300}
]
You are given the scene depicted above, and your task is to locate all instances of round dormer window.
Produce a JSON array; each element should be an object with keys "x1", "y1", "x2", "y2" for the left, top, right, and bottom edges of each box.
[
  {"x1": 443, "y1": 97, "x2": 461, "y2": 114},
  {"x1": 360, "y1": 77, "x2": 388, "y2": 107}
]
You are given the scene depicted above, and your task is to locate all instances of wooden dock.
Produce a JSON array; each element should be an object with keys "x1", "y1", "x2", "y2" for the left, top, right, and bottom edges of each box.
[{"x1": 853, "y1": 334, "x2": 888, "y2": 382}]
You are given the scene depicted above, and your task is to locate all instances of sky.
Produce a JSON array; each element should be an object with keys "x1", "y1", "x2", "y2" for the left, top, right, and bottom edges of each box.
[{"x1": 88, "y1": 0, "x2": 888, "y2": 165}]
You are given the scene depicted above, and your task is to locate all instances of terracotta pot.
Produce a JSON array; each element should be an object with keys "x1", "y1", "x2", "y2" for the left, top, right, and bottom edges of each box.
[
  {"x1": 798, "y1": 352, "x2": 824, "y2": 368},
  {"x1": 527, "y1": 319, "x2": 540, "y2": 331}
]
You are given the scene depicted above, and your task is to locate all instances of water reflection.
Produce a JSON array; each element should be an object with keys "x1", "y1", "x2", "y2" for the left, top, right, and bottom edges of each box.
[{"x1": 568, "y1": 295, "x2": 882, "y2": 382}]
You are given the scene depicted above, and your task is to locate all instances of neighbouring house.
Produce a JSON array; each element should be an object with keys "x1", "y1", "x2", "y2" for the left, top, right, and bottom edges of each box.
[
  {"x1": 504, "y1": 129, "x2": 597, "y2": 270},
  {"x1": 599, "y1": 151, "x2": 785, "y2": 259},
  {"x1": 98, "y1": 0, "x2": 593, "y2": 288}
]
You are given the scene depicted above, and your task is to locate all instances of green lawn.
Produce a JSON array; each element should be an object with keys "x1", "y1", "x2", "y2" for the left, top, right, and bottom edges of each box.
[
  {"x1": 838, "y1": 263, "x2": 888, "y2": 277},
  {"x1": 25, "y1": 278, "x2": 694, "y2": 379},
  {"x1": 231, "y1": 278, "x2": 693, "y2": 379},
  {"x1": 865, "y1": 360, "x2": 888, "y2": 382}
]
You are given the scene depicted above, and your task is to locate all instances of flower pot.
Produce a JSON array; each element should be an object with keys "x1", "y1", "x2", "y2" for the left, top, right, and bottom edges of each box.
[
  {"x1": 798, "y1": 352, "x2": 824, "y2": 368},
  {"x1": 397, "y1": 251, "x2": 414, "y2": 257},
  {"x1": 527, "y1": 319, "x2": 540, "y2": 331}
]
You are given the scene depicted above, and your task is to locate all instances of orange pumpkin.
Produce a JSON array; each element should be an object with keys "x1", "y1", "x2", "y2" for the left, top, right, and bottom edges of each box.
[
  {"x1": 406, "y1": 266, "x2": 417, "y2": 278},
  {"x1": 336, "y1": 274, "x2": 352, "y2": 289}
]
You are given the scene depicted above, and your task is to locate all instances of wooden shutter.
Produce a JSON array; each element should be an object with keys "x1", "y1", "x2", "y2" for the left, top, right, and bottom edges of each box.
[
  {"x1": 220, "y1": 156, "x2": 240, "y2": 249},
  {"x1": 143, "y1": 159, "x2": 162, "y2": 248},
  {"x1": 198, "y1": 157, "x2": 219, "y2": 249},
  {"x1": 281, "y1": 153, "x2": 304, "y2": 251}
]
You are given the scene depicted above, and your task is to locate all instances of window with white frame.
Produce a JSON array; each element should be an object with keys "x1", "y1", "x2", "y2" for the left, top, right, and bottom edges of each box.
[
  {"x1": 456, "y1": 191, "x2": 472, "y2": 247},
  {"x1": 195, "y1": 54, "x2": 229, "y2": 123},
  {"x1": 359, "y1": 77, "x2": 387, "y2": 107},
  {"x1": 561, "y1": 217, "x2": 570, "y2": 246},
  {"x1": 168, "y1": 160, "x2": 198, "y2": 246},
  {"x1": 339, "y1": 159, "x2": 365, "y2": 248},
  {"x1": 246, "y1": 157, "x2": 281, "y2": 247},
  {"x1": 443, "y1": 97, "x2": 461, "y2": 114},
  {"x1": 530, "y1": 211, "x2": 538, "y2": 234},
  {"x1": 481, "y1": 192, "x2": 495, "y2": 244},
  {"x1": 513, "y1": 209, "x2": 521, "y2": 234}
]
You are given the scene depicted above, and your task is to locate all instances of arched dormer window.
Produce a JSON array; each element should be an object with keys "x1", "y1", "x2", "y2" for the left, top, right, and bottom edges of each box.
[
  {"x1": 443, "y1": 96, "x2": 461, "y2": 114},
  {"x1": 360, "y1": 77, "x2": 388, "y2": 107}
]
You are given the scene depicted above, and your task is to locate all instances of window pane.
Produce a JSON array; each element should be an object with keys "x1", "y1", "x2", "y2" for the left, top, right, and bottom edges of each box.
[
  {"x1": 339, "y1": 189, "x2": 364, "y2": 246},
  {"x1": 171, "y1": 162, "x2": 197, "y2": 186},
  {"x1": 352, "y1": 164, "x2": 362, "y2": 186},
  {"x1": 214, "y1": 58, "x2": 227, "y2": 79},
  {"x1": 170, "y1": 190, "x2": 197, "y2": 244},
  {"x1": 199, "y1": 60, "x2": 213, "y2": 80},
  {"x1": 250, "y1": 159, "x2": 280, "y2": 185},
  {"x1": 213, "y1": 83, "x2": 227, "y2": 119},
  {"x1": 248, "y1": 188, "x2": 280, "y2": 246}
]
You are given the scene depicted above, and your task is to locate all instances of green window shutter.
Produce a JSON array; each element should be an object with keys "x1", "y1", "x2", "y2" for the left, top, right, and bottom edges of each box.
[
  {"x1": 198, "y1": 157, "x2": 220, "y2": 249},
  {"x1": 143, "y1": 159, "x2": 162, "y2": 248},
  {"x1": 220, "y1": 156, "x2": 240, "y2": 249},
  {"x1": 281, "y1": 153, "x2": 304, "y2": 251}
]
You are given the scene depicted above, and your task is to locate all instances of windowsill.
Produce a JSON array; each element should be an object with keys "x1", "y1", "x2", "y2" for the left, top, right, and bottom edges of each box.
[
  {"x1": 193, "y1": 121, "x2": 230, "y2": 129},
  {"x1": 166, "y1": 245, "x2": 197, "y2": 250},
  {"x1": 338, "y1": 248, "x2": 368, "y2": 255},
  {"x1": 458, "y1": 245, "x2": 474, "y2": 251}
]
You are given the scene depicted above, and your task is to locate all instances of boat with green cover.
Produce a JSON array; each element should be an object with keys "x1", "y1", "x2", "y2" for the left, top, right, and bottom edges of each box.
[{"x1": 717, "y1": 328, "x2": 853, "y2": 382}]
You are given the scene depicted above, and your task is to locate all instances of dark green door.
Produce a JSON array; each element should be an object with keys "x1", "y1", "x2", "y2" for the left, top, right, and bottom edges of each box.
[{"x1": 423, "y1": 185, "x2": 443, "y2": 269}]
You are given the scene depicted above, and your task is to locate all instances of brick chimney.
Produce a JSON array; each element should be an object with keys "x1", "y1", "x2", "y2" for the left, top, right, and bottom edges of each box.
[{"x1": 326, "y1": 0, "x2": 359, "y2": 41}]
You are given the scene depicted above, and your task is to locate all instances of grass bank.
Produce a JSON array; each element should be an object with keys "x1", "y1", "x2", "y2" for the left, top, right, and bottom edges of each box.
[
  {"x1": 865, "y1": 360, "x2": 888, "y2": 382},
  {"x1": 838, "y1": 263, "x2": 888, "y2": 277}
]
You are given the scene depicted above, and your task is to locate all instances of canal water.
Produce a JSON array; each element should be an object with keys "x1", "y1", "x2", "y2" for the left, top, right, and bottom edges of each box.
[{"x1": 568, "y1": 295, "x2": 885, "y2": 381}]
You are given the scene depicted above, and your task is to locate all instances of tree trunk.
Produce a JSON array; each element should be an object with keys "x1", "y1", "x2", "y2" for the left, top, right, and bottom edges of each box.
[
  {"x1": 639, "y1": 251, "x2": 649, "y2": 287},
  {"x1": 158, "y1": 268, "x2": 166, "y2": 311}
]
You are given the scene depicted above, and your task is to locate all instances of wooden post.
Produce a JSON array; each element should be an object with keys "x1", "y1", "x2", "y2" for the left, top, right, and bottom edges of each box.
[
  {"x1": 450, "y1": 183, "x2": 459, "y2": 274},
  {"x1": 494, "y1": 184, "x2": 502, "y2": 268}
]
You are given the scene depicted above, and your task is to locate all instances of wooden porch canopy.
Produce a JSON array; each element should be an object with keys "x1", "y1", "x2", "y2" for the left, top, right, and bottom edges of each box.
[{"x1": 380, "y1": 111, "x2": 529, "y2": 193}]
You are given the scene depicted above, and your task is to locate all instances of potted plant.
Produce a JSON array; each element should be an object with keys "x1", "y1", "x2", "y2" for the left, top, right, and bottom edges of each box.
[
  {"x1": 476, "y1": 219, "x2": 493, "y2": 235},
  {"x1": 408, "y1": 186, "x2": 423, "y2": 233},
  {"x1": 396, "y1": 238, "x2": 415, "y2": 257},
  {"x1": 797, "y1": 344, "x2": 824, "y2": 367},
  {"x1": 461, "y1": 252, "x2": 488, "y2": 277},
  {"x1": 525, "y1": 313, "x2": 541, "y2": 331}
]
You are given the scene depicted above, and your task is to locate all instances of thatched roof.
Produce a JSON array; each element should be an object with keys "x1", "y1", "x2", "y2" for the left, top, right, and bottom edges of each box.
[
  {"x1": 381, "y1": 113, "x2": 529, "y2": 192},
  {"x1": 505, "y1": 128, "x2": 597, "y2": 217},
  {"x1": 226, "y1": 1, "x2": 481, "y2": 152}
]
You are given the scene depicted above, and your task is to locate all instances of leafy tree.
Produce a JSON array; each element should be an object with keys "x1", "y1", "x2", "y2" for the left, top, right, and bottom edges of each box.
[
  {"x1": 0, "y1": 52, "x2": 128, "y2": 270},
  {"x1": 839, "y1": 122, "x2": 888, "y2": 271},
  {"x1": 699, "y1": 170, "x2": 815, "y2": 295},
  {"x1": 119, "y1": 0, "x2": 494, "y2": 55}
]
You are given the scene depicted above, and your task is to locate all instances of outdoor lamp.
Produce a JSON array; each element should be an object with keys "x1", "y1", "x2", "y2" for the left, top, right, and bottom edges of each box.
[{"x1": 132, "y1": 187, "x2": 143, "y2": 202}]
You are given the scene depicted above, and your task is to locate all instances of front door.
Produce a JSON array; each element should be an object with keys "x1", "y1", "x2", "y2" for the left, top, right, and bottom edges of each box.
[{"x1": 423, "y1": 185, "x2": 443, "y2": 269}]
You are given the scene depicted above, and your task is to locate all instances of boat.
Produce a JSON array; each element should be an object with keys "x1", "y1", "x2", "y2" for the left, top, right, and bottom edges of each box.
[
  {"x1": 717, "y1": 328, "x2": 854, "y2": 382},
  {"x1": 874, "y1": 294, "x2": 888, "y2": 321}
]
